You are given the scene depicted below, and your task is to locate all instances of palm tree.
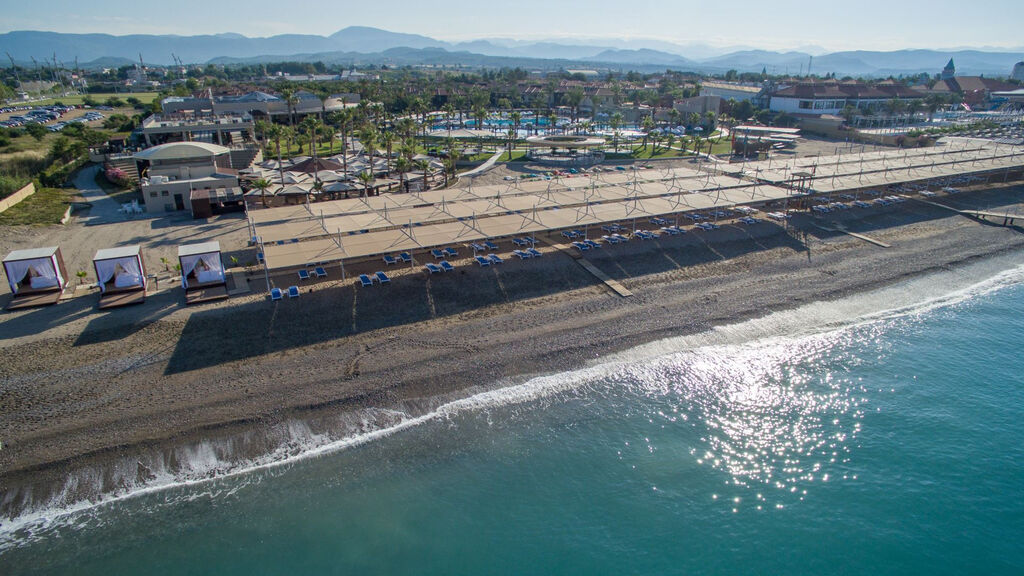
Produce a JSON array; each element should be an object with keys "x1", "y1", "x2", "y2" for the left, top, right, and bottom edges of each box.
[
  {"x1": 395, "y1": 156, "x2": 411, "y2": 192},
  {"x1": 279, "y1": 87, "x2": 297, "y2": 129},
  {"x1": 359, "y1": 125, "x2": 378, "y2": 180},
  {"x1": 356, "y1": 170, "x2": 374, "y2": 198},
  {"x1": 641, "y1": 115, "x2": 655, "y2": 153},
  {"x1": 610, "y1": 112, "x2": 623, "y2": 152},
  {"x1": 566, "y1": 87, "x2": 585, "y2": 128},
  {"x1": 252, "y1": 177, "x2": 272, "y2": 208},
  {"x1": 381, "y1": 130, "x2": 396, "y2": 176},
  {"x1": 266, "y1": 123, "x2": 286, "y2": 183},
  {"x1": 415, "y1": 159, "x2": 431, "y2": 191}
]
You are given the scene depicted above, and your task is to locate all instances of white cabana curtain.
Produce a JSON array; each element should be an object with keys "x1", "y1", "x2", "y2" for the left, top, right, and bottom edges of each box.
[
  {"x1": 95, "y1": 257, "x2": 144, "y2": 293},
  {"x1": 180, "y1": 253, "x2": 224, "y2": 288},
  {"x1": 4, "y1": 257, "x2": 60, "y2": 294}
]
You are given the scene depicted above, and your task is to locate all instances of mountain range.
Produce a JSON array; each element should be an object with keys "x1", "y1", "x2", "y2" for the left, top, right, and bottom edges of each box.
[{"x1": 1, "y1": 26, "x2": 1021, "y2": 77}]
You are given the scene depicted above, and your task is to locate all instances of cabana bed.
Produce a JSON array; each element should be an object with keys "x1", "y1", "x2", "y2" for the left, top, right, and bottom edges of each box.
[
  {"x1": 3, "y1": 246, "x2": 68, "y2": 310},
  {"x1": 178, "y1": 241, "x2": 228, "y2": 305},
  {"x1": 93, "y1": 245, "x2": 147, "y2": 309}
]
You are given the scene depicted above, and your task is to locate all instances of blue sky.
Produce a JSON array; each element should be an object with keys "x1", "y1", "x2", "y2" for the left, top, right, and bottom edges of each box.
[{"x1": 4, "y1": 0, "x2": 1023, "y2": 51}]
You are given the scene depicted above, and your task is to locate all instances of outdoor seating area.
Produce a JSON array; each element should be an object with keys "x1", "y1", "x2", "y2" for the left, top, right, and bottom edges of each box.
[{"x1": 3, "y1": 246, "x2": 69, "y2": 310}]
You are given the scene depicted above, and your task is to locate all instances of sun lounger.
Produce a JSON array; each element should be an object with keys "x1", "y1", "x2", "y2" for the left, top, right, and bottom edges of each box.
[
  {"x1": 359, "y1": 274, "x2": 373, "y2": 286},
  {"x1": 484, "y1": 241, "x2": 499, "y2": 251},
  {"x1": 440, "y1": 260, "x2": 455, "y2": 272},
  {"x1": 660, "y1": 226, "x2": 679, "y2": 236},
  {"x1": 571, "y1": 242, "x2": 590, "y2": 252},
  {"x1": 399, "y1": 252, "x2": 413, "y2": 263},
  {"x1": 488, "y1": 254, "x2": 503, "y2": 264},
  {"x1": 475, "y1": 255, "x2": 491, "y2": 267},
  {"x1": 383, "y1": 255, "x2": 397, "y2": 265},
  {"x1": 470, "y1": 243, "x2": 487, "y2": 252},
  {"x1": 424, "y1": 263, "x2": 442, "y2": 274},
  {"x1": 528, "y1": 247, "x2": 543, "y2": 257},
  {"x1": 270, "y1": 287, "x2": 283, "y2": 301},
  {"x1": 561, "y1": 231, "x2": 575, "y2": 240},
  {"x1": 314, "y1": 266, "x2": 327, "y2": 278},
  {"x1": 431, "y1": 249, "x2": 446, "y2": 260},
  {"x1": 375, "y1": 271, "x2": 391, "y2": 284},
  {"x1": 257, "y1": 252, "x2": 264, "y2": 264},
  {"x1": 298, "y1": 269, "x2": 310, "y2": 281},
  {"x1": 512, "y1": 238, "x2": 527, "y2": 247},
  {"x1": 513, "y1": 249, "x2": 531, "y2": 259},
  {"x1": 444, "y1": 247, "x2": 458, "y2": 258},
  {"x1": 287, "y1": 285, "x2": 300, "y2": 298},
  {"x1": 583, "y1": 240, "x2": 600, "y2": 249}
]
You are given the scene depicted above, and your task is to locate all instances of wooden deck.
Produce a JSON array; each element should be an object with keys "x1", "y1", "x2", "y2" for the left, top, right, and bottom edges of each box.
[
  {"x1": 185, "y1": 283, "x2": 229, "y2": 305},
  {"x1": 6, "y1": 289, "x2": 63, "y2": 310},
  {"x1": 98, "y1": 289, "x2": 146, "y2": 309}
]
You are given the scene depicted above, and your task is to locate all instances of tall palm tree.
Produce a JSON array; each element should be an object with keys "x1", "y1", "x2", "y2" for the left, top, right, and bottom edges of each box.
[
  {"x1": 381, "y1": 130, "x2": 396, "y2": 176},
  {"x1": 279, "y1": 87, "x2": 297, "y2": 129},
  {"x1": 359, "y1": 125, "x2": 378, "y2": 179},
  {"x1": 252, "y1": 177, "x2": 272, "y2": 208},
  {"x1": 394, "y1": 156, "x2": 411, "y2": 193},
  {"x1": 415, "y1": 159, "x2": 431, "y2": 191},
  {"x1": 266, "y1": 123, "x2": 286, "y2": 183},
  {"x1": 356, "y1": 170, "x2": 374, "y2": 198},
  {"x1": 641, "y1": 115, "x2": 655, "y2": 152},
  {"x1": 610, "y1": 112, "x2": 623, "y2": 152}
]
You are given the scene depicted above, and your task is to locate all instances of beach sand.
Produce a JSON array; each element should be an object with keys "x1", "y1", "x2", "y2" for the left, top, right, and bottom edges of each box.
[{"x1": 1, "y1": 182, "x2": 1022, "y2": 519}]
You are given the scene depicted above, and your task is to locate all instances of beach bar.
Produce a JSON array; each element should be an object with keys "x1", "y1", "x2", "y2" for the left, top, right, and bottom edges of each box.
[
  {"x1": 93, "y1": 245, "x2": 148, "y2": 309},
  {"x1": 3, "y1": 246, "x2": 69, "y2": 310},
  {"x1": 178, "y1": 241, "x2": 228, "y2": 305}
]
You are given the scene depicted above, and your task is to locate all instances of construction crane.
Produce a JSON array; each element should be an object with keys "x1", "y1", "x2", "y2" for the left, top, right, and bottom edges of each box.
[
  {"x1": 6, "y1": 52, "x2": 21, "y2": 89},
  {"x1": 30, "y1": 56, "x2": 42, "y2": 84}
]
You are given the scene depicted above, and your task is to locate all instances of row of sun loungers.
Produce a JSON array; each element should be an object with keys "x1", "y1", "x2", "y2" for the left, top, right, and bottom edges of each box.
[
  {"x1": 512, "y1": 237, "x2": 536, "y2": 247},
  {"x1": 382, "y1": 252, "x2": 414, "y2": 265},
  {"x1": 270, "y1": 285, "x2": 301, "y2": 300},
  {"x1": 431, "y1": 247, "x2": 459, "y2": 260},
  {"x1": 513, "y1": 248, "x2": 543, "y2": 259},
  {"x1": 359, "y1": 271, "x2": 391, "y2": 286},
  {"x1": 424, "y1": 260, "x2": 456, "y2": 274},
  {"x1": 475, "y1": 254, "x2": 505, "y2": 266},
  {"x1": 297, "y1": 266, "x2": 328, "y2": 281}
]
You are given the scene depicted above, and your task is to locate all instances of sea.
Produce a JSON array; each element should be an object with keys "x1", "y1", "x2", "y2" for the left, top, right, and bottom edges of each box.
[{"x1": 2, "y1": 250, "x2": 1023, "y2": 575}]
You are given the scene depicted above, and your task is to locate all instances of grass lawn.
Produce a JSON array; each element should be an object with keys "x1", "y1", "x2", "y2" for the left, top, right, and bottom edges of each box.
[
  {"x1": 0, "y1": 187, "x2": 74, "y2": 225},
  {"x1": 498, "y1": 150, "x2": 528, "y2": 162},
  {"x1": 14, "y1": 93, "x2": 160, "y2": 108}
]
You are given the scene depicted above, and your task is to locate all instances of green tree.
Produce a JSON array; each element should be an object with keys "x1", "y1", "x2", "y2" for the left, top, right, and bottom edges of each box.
[{"x1": 252, "y1": 177, "x2": 273, "y2": 208}]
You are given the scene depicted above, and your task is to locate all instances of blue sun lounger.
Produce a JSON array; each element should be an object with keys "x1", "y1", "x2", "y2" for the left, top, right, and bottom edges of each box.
[
  {"x1": 424, "y1": 263, "x2": 442, "y2": 274},
  {"x1": 375, "y1": 271, "x2": 391, "y2": 284},
  {"x1": 314, "y1": 266, "x2": 327, "y2": 278},
  {"x1": 440, "y1": 260, "x2": 455, "y2": 272},
  {"x1": 383, "y1": 254, "x2": 397, "y2": 265},
  {"x1": 484, "y1": 241, "x2": 499, "y2": 251},
  {"x1": 475, "y1": 255, "x2": 491, "y2": 267},
  {"x1": 270, "y1": 287, "x2": 283, "y2": 301},
  {"x1": 527, "y1": 247, "x2": 543, "y2": 257},
  {"x1": 431, "y1": 249, "x2": 446, "y2": 260},
  {"x1": 399, "y1": 252, "x2": 413, "y2": 263},
  {"x1": 298, "y1": 269, "x2": 310, "y2": 280},
  {"x1": 444, "y1": 247, "x2": 458, "y2": 258},
  {"x1": 583, "y1": 239, "x2": 600, "y2": 249},
  {"x1": 470, "y1": 243, "x2": 487, "y2": 252},
  {"x1": 358, "y1": 274, "x2": 373, "y2": 287},
  {"x1": 488, "y1": 253, "x2": 503, "y2": 264},
  {"x1": 571, "y1": 241, "x2": 590, "y2": 252},
  {"x1": 513, "y1": 249, "x2": 531, "y2": 259},
  {"x1": 287, "y1": 285, "x2": 300, "y2": 298}
]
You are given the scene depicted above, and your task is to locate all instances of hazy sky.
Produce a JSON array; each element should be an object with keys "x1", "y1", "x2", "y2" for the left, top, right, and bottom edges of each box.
[{"x1": 4, "y1": 0, "x2": 1023, "y2": 52}]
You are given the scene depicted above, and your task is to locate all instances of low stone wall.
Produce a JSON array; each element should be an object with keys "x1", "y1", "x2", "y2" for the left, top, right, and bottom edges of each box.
[{"x1": 0, "y1": 182, "x2": 36, "y2": 214}]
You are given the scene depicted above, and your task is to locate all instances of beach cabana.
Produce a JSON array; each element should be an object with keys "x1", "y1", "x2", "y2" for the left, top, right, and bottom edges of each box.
[
  {"x1": 93, "y1": 245, "x2": 147, "y2": 309},
  {"x1": 3, "y1": 246, "x2": 68, "y2": 310},
  {"x1": 178, "y1": 241, "x2": 228, "y2": 305}
]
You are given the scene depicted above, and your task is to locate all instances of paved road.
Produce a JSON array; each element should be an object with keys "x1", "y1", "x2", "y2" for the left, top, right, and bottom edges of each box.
[{"x1": 73, "y1": 164, "x2": 125, "y2": 225}]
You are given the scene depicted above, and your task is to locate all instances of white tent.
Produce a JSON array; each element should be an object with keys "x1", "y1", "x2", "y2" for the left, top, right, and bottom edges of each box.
[
  {"x1": 178, "y1": 241, "x2": 225, "y2": 289},
  {"x1": 93, "y1": 245, "x2": 146, "y2": 293},
  {"x1": 3, "y1": 246, "x2": 66, "y2": 295}
]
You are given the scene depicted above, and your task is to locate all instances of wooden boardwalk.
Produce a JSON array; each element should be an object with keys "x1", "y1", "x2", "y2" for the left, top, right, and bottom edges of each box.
[
  {"x1": 551, "y1": 243, "x2": 634, "y2": 297},
  {"x1": 917, "y1": 199, "x2": 1021, "y2": 226}
]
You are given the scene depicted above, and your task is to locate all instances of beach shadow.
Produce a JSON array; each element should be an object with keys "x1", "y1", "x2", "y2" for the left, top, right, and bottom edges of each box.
[
  {"x1": 73, "y1": 294, "x2": 180, "y2": 346},
  {"x1": 163, "y1": 256, "x2": 599, "y2": 375},
  {"x1": 0, "y1": 291, "x2": 98, "y2": 341}
]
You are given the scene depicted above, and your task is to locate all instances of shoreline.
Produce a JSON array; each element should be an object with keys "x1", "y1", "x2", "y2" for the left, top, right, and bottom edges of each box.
[{"x1": 1, "y1": 185, "x2": 1023, "y2": 522}]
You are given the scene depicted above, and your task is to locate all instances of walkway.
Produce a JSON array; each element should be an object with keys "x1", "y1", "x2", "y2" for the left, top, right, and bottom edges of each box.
[
  {"x1": 73, "y1": 164, "x2": 127, "y2": 225},
  {"x1": 460, "y1": 150, "x2": 504, "y2": 179}
]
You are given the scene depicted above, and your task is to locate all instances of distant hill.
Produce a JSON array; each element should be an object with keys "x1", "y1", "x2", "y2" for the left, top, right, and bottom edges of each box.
[{"x1": 0, "y1": 27, "x2": 1020, "y2": 77}]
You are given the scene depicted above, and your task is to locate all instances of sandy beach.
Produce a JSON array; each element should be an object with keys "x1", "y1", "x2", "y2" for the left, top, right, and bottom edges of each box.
[{"x1": 1, "y1": 176, "x2": 1022, "y2": 519}]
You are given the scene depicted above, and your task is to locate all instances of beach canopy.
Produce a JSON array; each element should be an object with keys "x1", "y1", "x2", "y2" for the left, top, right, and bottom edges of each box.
[
  {"x1": 93, "y1": 245, "x2": 146, "y2": 294},
  {"x1": 177, "y1": 241, "x2": 225, "y2": 289},
  {"x1": 3, "y1": 246, "x2": 65, "y2": 295}
]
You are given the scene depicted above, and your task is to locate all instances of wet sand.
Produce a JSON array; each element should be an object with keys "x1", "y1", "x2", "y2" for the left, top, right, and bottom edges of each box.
[{"x1": 1, "y1": 184, "x2": 1023, "y2": 519}]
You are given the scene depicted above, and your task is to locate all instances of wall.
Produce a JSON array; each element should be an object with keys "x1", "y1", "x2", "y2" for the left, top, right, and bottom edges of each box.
[{"x1": 0, "y1": 182, "x2": 37, "y2": 214}]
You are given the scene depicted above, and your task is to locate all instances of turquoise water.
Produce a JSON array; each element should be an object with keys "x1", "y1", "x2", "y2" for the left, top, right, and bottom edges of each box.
[{"x1": 3, "y1": 258, "x2": 1024, "y2": 574}]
